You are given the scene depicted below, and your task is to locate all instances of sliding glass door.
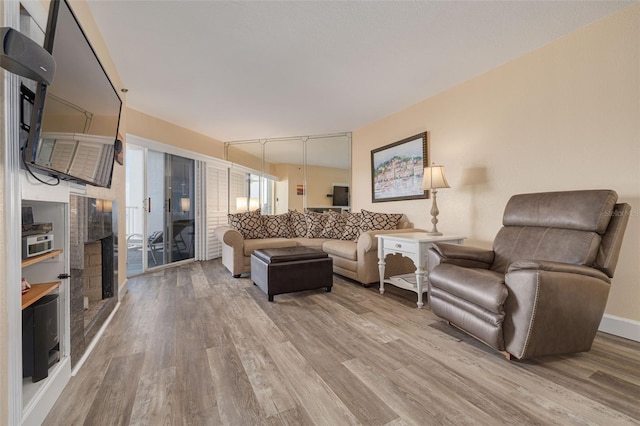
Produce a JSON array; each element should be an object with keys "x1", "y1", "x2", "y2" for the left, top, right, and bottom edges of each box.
[
  {"x1": 126, "y1": 145, "x2": 195, "y2": 276},
  {"x1": 165, "y1": 154, "x2": 195, "y2": 263}
]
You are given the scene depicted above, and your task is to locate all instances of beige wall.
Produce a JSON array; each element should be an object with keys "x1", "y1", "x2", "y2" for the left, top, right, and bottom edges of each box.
[
  {"x1": 352, "y1": 4, "x2": 640, "y2": 321},
  {"x1": 127, "y1": 108, "x2": 225, "y2": 160}
]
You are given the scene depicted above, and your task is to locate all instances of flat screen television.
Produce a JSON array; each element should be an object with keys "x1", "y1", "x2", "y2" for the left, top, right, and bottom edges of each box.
[
  {"x1": 23, "y1": 0, "x2": 122, "y2": 188},
  {"x1": 332, "y1": 185, "x2": 349, "y2": 207}
]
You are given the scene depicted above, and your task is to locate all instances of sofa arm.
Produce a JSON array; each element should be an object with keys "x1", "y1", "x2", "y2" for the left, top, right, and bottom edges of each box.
[
  {"x1": 429, "y1": 243, "x2": 494, "y2": 272},
  {"x1": 503, "y1": 262, "x2": 611, "y2": 360},
  {"x1": 214, "y1": 226, "x2": 247, "y2": 277},
  {"x1": 214, "y1": 225, "x2": 244, "y2": 249}
]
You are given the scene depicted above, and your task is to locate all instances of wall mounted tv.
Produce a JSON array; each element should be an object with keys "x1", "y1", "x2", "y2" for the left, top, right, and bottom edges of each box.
[
  {"x1": 23, "y1": 0, "x2": 122, "y2": 188},
  {"x1": 332, "y1": 185, "x2": 349, "y2": 207}
]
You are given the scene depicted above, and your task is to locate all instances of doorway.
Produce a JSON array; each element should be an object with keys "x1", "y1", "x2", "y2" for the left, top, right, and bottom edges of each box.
[{"x1": 126, "y1": 145, "x2": 195, "y2": 276}]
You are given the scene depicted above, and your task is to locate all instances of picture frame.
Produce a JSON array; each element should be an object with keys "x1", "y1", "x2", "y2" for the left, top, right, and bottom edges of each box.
[
  {"x1": 114, "y1": 138, "x2": 124, "y2": 165},
  {"x1": 371, "y1": 132, "x2": 428, "y2": 203}
]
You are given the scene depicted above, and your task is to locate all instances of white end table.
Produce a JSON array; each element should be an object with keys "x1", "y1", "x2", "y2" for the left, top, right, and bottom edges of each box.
[{"x1": 376, "y1": 232, "x2": 465, "y2": 308}]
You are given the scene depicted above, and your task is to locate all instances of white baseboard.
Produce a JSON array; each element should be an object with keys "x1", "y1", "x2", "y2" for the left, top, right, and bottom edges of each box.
[
  {"x1": 118, "y1": 278, "x2": 128, "y2": 302},
  {"x1": 72, "y1": 301, "x2": 120, "y2": 376},
  {"x1": 22, "y1": 357, "x2": 71, "y2": 426},
  {"x1": 598, "y1": 314, "x2": 640, "y2": 342}
]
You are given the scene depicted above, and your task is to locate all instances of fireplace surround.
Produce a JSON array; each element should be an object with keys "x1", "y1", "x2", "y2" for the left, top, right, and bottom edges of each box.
[{"x1": 69, "y1": 195, "x2": 118, "y2": 366}]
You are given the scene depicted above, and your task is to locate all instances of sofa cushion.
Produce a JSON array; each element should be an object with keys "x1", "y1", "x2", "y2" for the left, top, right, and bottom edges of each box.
[
  {"x1": 228, "y1": 209, "x2": 265, "y2": 239},
  {"x1": 360, "y1": 209, "x2": 403, "y2": 232},
  {"x1": 290, "y1": 237, "x2": 331, "y2": 250},
  {"x1": 341, "y1": 212, "x2": 362, "y2": 241},
  {"x1": 289, "y1": 210, "x2": 308, "y2": 238},
  {"x1": 243, "y1": 238, "x2": 297, "y2": 257},
  {"x1": 262, "y1": 213, "x2": 292, "y2": 238},
  {"x1": 323, "y1": 239, "x2": 357, "y2": 261}
]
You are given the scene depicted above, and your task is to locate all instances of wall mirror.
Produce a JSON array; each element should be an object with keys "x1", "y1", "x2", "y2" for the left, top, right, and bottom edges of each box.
[{"x1": 225, "y1": 133, "x2": 351, "y2": 215}]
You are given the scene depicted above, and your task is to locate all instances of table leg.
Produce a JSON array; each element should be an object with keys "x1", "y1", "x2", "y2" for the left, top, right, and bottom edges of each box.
[
  {"x1": 378, "y1": 258, "x2": 386, "y2": 295},
  {"x1": 415, "y1": 267, "x2": 425, "y2": 308}
]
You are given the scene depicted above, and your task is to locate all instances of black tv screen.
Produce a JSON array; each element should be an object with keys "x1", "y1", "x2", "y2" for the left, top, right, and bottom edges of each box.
[
  {"x1": 332, "y1": 186, "x2": 349, "y2": 207},
  {"x1": 23, "y1": 0, "x2": 122, "y2": 188}
]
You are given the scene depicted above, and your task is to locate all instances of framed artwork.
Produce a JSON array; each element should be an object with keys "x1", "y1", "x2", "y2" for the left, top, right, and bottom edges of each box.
[
  {"x1": 371, "y1": 132, "x2": 428, "y2": 202},
  {"x1": 114, "y1": 138, "x2": 124, "y2": 165}
]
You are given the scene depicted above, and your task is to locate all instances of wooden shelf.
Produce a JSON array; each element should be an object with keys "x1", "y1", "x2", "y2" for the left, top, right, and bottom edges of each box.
[
  {"x1": 22, "y1": 249, "x2": 63, "y2": 309},
  {"x1": 21, "y1": 249, "x2": 63, "y2": 268},
  {"x1": 21, "y1": 282, "x2": 60, "y2": 310}
]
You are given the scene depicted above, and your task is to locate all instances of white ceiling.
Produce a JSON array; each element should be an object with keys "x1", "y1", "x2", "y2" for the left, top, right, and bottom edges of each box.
[{"x1": 87, "y1": 0, "x2": 633, "y2": 143}]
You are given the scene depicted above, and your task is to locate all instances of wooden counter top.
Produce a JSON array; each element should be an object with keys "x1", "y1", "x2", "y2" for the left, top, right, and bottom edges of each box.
[{"x1": 21, "y1": 282, "x2": 60, "y2": 310}]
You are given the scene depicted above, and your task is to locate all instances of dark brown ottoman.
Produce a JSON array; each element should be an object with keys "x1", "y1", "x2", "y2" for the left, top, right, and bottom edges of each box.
[{"x1": 251, "y1": 247, "x2": 333, "y2": 301}]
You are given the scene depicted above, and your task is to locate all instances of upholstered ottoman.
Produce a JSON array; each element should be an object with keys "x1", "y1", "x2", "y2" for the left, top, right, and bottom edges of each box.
[{"x1": 251, "y1": 247, "x2": 333, "y2": 301}]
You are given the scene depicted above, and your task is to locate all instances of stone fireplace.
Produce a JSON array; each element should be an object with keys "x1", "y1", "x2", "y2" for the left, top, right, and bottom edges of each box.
[{"x1": 69, "y1": 196, "x2": 118, "y2": 367}]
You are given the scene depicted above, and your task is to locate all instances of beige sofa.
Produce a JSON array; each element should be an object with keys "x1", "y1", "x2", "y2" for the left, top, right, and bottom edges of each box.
[{"x1": 214, "y1": 213, "x2": 421, "y2": 285}]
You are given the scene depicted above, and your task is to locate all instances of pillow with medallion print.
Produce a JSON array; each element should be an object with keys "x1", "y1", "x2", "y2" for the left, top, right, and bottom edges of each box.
[
  {"x1": 340, "y1": 212, "x2": 362, "y2": 241},
  {"x1": 305, "y1": 211, "x2": 329, "y2": 238},
  {"x1": 227, "y1": 209, "x2": 265, "y2": 239},
  {"x1": 288, "y1": 210, "x2": 308, "y2": 238},
  {"x1": 360, "y1": 209, "x2": 403, "y2": 232},
  {"x1": 322, "y1": 211, "x2": 346, "y2": 239},
  {"x1": 261, "y1": 213, "x2": 292, "y2": 238}
]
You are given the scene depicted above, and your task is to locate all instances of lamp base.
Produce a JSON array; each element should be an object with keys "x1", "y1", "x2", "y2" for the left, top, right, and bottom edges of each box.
[{"x1": 426, "y1": 231, "x2": 443, "y2": 236}]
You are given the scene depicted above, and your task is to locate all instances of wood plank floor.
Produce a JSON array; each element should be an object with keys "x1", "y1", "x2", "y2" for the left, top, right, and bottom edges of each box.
[{"x1": 44, "y1": 259, "x2": 640, "y2": 425}]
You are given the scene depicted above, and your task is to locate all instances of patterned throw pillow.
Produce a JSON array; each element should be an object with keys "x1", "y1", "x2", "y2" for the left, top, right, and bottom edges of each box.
[
  {"x1": 322, "y1": 211, "x2": 346, "y2": 239},
  {"x1": 288, "y1": 210, "x2": 307, "y2": 238},
  {"x1": 261, "y1": 213, "x2": 291, "y2": 238},
  {"x1": 360, "y1": 209, "x2": 403, "y2": 232},
  {"x1": 341, "y1": 212, "x2": 362, "y2": 241},
  {"x1": 228, "y1": 209, "x2": 265, "y2": 239},
  {"x1": 305, "y1": 211, "x2": 329, "y2": 238}
]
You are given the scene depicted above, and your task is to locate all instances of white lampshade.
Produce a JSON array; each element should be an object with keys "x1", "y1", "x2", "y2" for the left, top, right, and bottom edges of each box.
[
  {"x1": 236, "y1": 197, "x2": 248, "y2": 211},
  {"x1": 421, "y1": 165, "x2": 450, "y2": 190},
  {"x1": 236, "y1": 196, "x2": 260, "y2": 211},
  {"x1": 180, "y1": 197, "x2": 191, "y2": 212}
]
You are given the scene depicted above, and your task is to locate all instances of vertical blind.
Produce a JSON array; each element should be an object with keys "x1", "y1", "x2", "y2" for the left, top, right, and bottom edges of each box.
[{"x1": 204, "y1": 162, "x2": 229, "y2": 260}]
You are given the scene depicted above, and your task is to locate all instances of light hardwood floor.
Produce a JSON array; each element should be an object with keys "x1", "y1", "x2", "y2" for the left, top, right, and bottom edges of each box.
[{"x1": 44, "y1": 259, "x2": 640, "y2": 425}]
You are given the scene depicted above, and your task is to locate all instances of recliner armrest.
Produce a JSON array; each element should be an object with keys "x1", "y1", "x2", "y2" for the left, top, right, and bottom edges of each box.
[
  {"x1": 431, "y1": 242, "x2": 494, "y2": 266},
  {"x1": 508, "y1": 260, "x2": 611, "y2": 283},
  {"x1": 504, "y1": 261, "x2": 611, "y2": 359}
]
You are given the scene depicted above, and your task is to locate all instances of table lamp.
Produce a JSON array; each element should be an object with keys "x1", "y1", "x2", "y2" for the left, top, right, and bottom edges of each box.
[{"x1": 420, "y1": 163, "x2": 450, "y2": 236}]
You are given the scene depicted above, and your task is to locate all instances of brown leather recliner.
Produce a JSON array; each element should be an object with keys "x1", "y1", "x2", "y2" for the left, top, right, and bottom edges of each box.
[{"x1": 428, "y1": 190, "x2": 630, "y2": 360}]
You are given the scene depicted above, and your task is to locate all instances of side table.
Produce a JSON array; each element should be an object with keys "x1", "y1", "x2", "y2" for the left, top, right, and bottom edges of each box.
[{"x1": 376, "y1": 232, "x2": 465, "y2": 308}]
